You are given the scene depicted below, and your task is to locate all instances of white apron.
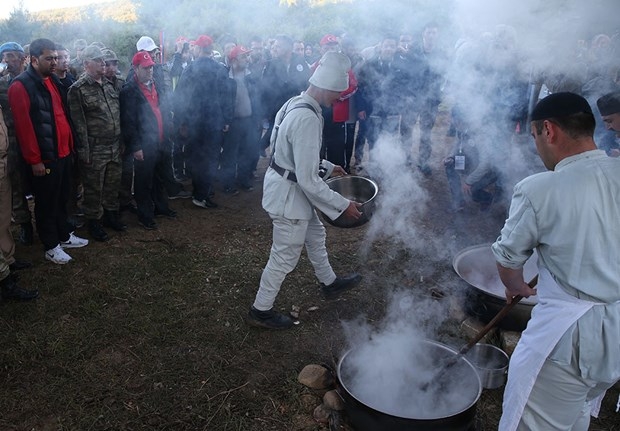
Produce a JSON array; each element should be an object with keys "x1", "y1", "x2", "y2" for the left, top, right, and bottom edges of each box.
[{"x1": 499, "y1": 267, "x2": 605, "y2": 431}]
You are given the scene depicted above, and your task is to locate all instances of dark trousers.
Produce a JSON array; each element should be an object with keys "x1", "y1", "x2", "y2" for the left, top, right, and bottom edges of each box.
[
  {"x1": 401, "y1": 100, "x2": 440, "y2": 166},
  {"x1": 31, "y1": 156, "x2": 72, "y2": 250},
  {"x1": 158, "y1": 140, "x2": 183, "y2": 197},
  {"x1": 9, "y1": 147, "x2": 32, "y2": 224},
  {"x1": 172, "y1": 135, "x2": 188, "y2": 178},
  {"x1": 322, "y1": 120, "x2": 356, "y2": 172},
  {"x1": 134, "y1": 147, "x2": 169, "y2": 221},
  {"x1": 119, "y1": 151, "x2": 134, "y2": 207},
  {"x1": 187, "y1": 129, "x2": 222, "y2": 201},
  {"x1": 354, "y1": 119, "x2": 367, "y2": 163},
  {"x1": 444, "y1": 157, "x2": 497, "y2": 207},
  {"x1": 220, "y1": 117, "x2": 257, "y2": 188}
]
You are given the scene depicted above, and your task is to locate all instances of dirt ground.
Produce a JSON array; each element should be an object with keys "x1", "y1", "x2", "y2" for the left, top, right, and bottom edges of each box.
[{"x1": 0, "y1": 113, "x2": 618, "y2": 430}]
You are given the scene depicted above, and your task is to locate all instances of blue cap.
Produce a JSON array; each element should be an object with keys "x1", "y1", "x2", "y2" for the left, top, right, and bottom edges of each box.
[{"x1": 0, "y1": 42, "x2": 25, "y2": 56}]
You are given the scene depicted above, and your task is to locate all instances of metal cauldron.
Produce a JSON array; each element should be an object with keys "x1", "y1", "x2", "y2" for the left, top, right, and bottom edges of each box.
[
  {"x1": 453, "y1": 244, "x2": 538, "y2": 331},
  {"x1": 322, "y1": 175, "x2": 378, "y2": 228},
  {"x1": 337, "y1": 339, "x2": 481, "y2": 431}
]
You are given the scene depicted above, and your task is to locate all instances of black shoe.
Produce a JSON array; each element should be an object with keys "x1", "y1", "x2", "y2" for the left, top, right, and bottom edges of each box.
[
  {"x1": 0, "y1": 274, "x2": 38, "y2": 301},
  {"x1": 18, "y1": 222, "x2": 33, "y2": 246},
  {"x1": 321, "y1": 273, "x2": 362, "y2": 299},
  {"x1": 154, "y1": 208, "x2": 177, "y2": 218},
  {"x1": 102, "y1": 210, "x2": 128, "y2": 232},
  {"x1": 224, "y1": 187, "x2": 240, "y2": 196},
  {"x1": 246, "y1": 307, "x2": 295, "y2": 330},
  {"x1": 238, "y1": 182, "x2": 254, "y2": 192},
  {"x1": 192, "y1": 197, "x2": 218, "y2": 209},
  {"x1": 88, "y1": 220, "x2": 110, "y2": 242},
  {"x1": 168, "y1": 190, "x2": 192, "y2": 200},
  {"x1": 9, "y1": 259, "x2": 32, "y2": 272},
  {"x1": 138, "y1": 217, "x2": 158, "y2": 230}
]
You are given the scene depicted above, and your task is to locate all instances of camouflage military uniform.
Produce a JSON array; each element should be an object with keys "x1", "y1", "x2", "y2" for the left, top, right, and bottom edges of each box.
[
  {"x1": 0, "y1": 74, "x2": 33, "y2": 228},
  {"x1": 68, "y1": 74, "x2": 122, "y2": 221}
]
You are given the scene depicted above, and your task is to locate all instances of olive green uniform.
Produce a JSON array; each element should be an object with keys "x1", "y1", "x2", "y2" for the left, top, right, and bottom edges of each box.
[{"x1": 68, "y1": 74, "x2": 122, "y2": 220}]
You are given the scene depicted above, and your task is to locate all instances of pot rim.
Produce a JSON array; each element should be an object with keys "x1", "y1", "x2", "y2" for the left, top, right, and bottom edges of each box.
[
  {"x1": 325, "y1": 175, "x2": 379, "y2": 206},
  {"x1": 452, "y1": 243, "x2": 538, "y2": 305},
  {"x1": 337, "y1": 339, "x2": 482, "y2": 420}
]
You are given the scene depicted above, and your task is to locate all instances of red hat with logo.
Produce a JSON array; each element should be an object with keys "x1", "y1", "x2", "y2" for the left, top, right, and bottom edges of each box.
[
  {"x1": 194, "y1": 35, "x2": 214, "y2": 48},
  {"x1": 320, "y1": 34, "x2": 339, "y2": 46},
  {"x1": 132, "y1": 51, "x2": 155, "y2": 67},
  {"x1": 228, "y1": 45, "x2": 252, "y2": 60}
]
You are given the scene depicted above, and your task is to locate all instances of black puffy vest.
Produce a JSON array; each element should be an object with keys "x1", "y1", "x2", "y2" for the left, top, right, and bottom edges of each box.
[{"x1": 13, "y1": 66, "x2": 71, "y2": 161}]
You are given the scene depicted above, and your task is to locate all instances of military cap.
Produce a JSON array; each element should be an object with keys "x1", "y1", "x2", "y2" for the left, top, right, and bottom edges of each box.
[
  {"x1": 82, "y1": 45, "x2": 105, "y2": 61},
  {"x1": 102, "y1": 49, "x2": 118, "y2": 62}
]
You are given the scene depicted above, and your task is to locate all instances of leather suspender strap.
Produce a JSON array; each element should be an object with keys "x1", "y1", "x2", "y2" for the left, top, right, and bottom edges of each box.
[{"x1": 270, "y1": 101, "x2": 317, "y2": 183}]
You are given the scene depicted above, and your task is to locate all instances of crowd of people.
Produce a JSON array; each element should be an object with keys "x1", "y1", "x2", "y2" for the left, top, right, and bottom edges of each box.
[{"x1": 0, "y1": 24, "x2": 617, "y2": 285}]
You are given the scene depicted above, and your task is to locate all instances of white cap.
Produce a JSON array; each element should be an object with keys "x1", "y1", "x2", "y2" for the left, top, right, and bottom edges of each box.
[
  {"x1": 136, "y1": 36, "x2": 158, "y2": 52},
  {"x1": 309, "y1": 51, "x2": 350, "y2": 92}
]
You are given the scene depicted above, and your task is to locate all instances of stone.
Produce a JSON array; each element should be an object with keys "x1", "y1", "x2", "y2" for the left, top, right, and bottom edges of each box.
[
  {"x1": 500, "y1": 330, "x2": 522, "y2": 356},
  {"x1": 313, "y1": 403, "x2": 331, "y2": 424},
  {"x1": 460, "y1": 317, "x2": 497, "y2": 344},
  {"x1": 323, "y1": 389, "x2": 345, "y2": 411},
  {"x1": 298, "y1": 364, "x2": 334, "y2": 389}
]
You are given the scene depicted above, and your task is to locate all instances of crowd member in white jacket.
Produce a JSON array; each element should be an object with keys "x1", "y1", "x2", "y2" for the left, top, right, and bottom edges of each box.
[
  {"x1": 247, "y1": 52, "x2": 362, "y2": 330},
  {"x1": 492, "y1": 92, "x2": 620, "y2": 431}
]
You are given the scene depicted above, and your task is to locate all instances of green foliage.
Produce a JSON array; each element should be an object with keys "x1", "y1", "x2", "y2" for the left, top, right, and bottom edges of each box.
[{"x1": 0, "y1": 8, "x2": 38, "y2": 45}]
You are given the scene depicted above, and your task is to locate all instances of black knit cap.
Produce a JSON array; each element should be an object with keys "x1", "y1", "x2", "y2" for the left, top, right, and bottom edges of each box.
[
  {"x1": 597, "y1": 91, "x2": 620, "y2": 116},
  {"x1": 531, "y1": 92, "x2": 592, "y2": 121}
]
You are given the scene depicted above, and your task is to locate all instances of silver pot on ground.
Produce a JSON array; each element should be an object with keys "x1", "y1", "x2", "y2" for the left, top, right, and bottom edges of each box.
[
  {"x1": 453, "y1": 244, "x2": 538, "y2": 332},
  {"x1": 337, "y1": 339, "x2": 481, "y2": 431},
  {"x1": 464, "y1": 343, "x2": 509, "y2": 389}
]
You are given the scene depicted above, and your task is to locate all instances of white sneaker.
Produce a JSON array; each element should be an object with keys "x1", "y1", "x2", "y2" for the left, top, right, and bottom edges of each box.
[
  {"x1": 45, "y1": 245, "x2": 72, "y2": 264},
  {"x1": 60, "y1": 232, "x2": 89, "y2": 249}
]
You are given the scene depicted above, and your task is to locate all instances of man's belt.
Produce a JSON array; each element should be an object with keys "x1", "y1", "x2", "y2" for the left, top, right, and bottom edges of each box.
[{"x1": 270, "y1": 159, "x2": 297, "y2": 183}]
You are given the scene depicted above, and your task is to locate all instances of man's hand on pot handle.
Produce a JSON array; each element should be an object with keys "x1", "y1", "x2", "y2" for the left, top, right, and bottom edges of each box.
[
  {"x1": 343, "y1": 201, "x2": 362, "y2": 219},
  {"x1": 331, "y1": 165, "x2": 347, "y2": 177}
]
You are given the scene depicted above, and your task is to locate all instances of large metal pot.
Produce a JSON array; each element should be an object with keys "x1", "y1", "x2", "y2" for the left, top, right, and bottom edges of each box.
[
  {"x1": 322, "y1": 175, "x2": 378, "y2": 228},
  {"x1": 337, "y1": 339, "x2": 481, "y2": 431},
  {"x1": 453, "y1": 244, "x2": 538, "y2": 331}
]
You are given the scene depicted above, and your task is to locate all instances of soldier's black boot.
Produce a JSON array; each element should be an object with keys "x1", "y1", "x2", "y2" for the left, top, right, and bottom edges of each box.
[
  {"x1": 0, "y1": 273, "x2": 38, "y2": 301},
  {"x1": 88, "y1": 219, "x2": 110, "y2": 242},
  {"x1": 102, "y1": 209, "x2": 128, "y2": 232}
]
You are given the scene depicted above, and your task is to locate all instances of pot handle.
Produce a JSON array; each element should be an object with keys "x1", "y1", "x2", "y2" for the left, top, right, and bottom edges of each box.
[{"x1": 460, "y1": 274, "x2": 538, "y2": 355}]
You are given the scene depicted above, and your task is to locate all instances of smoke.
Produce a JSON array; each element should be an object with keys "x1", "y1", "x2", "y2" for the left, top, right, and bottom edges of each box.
[{"x1": 340, "y1": 289, "x2": 481, "y2": 419}]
